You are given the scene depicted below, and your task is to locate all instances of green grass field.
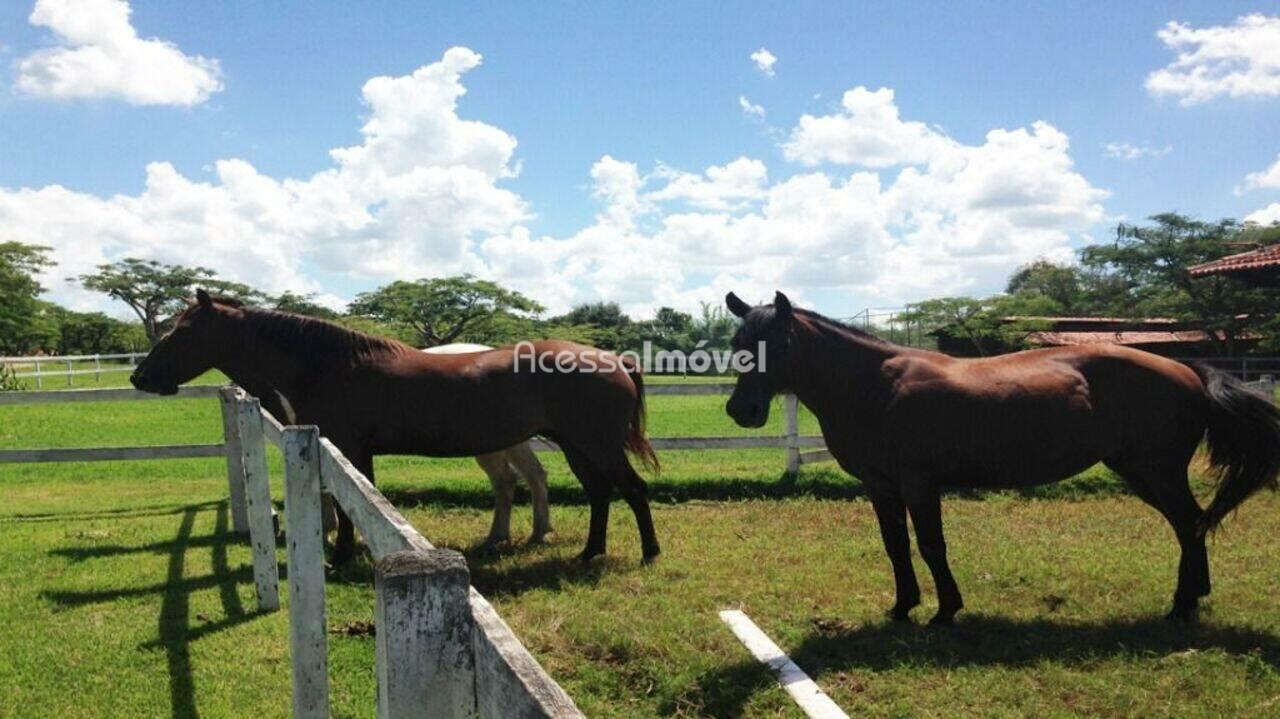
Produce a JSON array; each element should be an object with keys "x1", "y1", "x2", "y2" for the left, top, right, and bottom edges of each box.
[{"x1": 2, "y1": 377, "x2": 1280, "y2": 717}]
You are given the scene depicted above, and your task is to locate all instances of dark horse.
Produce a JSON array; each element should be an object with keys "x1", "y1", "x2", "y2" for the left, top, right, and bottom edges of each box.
[
  {"x1": 725, "y1": 290, "x2": 1280, "y2": 624},
  {"x1": 131, "y1": 290, "x2": 661, "y2": 564}
]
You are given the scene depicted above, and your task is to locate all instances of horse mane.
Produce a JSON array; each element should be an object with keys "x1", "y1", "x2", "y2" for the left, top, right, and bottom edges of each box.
[
  {"x1": 229, "y1": 302, "x2": 413, "y2": 366},
  {"x1": 742, "y1": 303, "x2": 891, "y2": 347}
]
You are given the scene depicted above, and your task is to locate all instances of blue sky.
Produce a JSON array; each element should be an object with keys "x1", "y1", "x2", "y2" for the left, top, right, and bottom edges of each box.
[{"x1": 2, "y1": 1, "x2": 1280, "y2": 318}]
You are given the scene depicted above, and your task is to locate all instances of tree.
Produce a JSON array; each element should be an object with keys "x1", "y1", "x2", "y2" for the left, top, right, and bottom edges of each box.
[
  {"x1": 348, "y1": 275, "x2": 543, "y2": 347},
  {"x1": 899, "y1": 295, "x2": 1057, "y2": 356},
  {"x1": 1081, "y1": 213, "x2": 1280, "y2": 354},
  {"x1": 270, "y1": 291, "x2": 339, "y2": 319},
  {"x1": 76, "y1": 258, "x2": 262, "y2": 345},
  {"x1": 0, "y1": 242, "x2": 55, "y2": 355},
  {"x1": 687, "y1": 302, "x2": 736, "y2": 349},
  {"x1": 547, "y1": 302, "x2": 632, "y2": 350},
  {"x1": 636, "y1": 306, "x2": 693, "y2": 349}
]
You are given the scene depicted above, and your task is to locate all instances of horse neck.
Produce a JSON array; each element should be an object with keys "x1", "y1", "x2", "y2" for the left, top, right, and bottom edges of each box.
[
  {"x1": 215, "y1": 322, "x2": 308, "y2": 403},
  {"x1": 785, "y1": 319, "x2": 898, "y2": 421}
]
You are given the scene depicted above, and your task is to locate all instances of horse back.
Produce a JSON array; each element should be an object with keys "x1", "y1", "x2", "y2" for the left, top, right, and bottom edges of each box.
[{"x1": 874, "y1": 344, "x2": 1205, "y2": 487}]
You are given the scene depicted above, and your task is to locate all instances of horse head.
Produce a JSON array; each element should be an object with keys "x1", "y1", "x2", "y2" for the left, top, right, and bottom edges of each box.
[
  {"x1": 724, "y1": 290, "x2": 794, "y2": 428},
  {"x1": 131, "y1": 288, "x2": 241, "y2": 395}
]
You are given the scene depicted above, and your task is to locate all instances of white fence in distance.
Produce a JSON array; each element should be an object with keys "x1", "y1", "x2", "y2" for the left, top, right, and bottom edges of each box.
[{"x1": 0, "y1": 352, "x2": 148, "y2": 388}]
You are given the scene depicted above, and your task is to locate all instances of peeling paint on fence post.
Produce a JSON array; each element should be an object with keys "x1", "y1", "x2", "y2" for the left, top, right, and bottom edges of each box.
[
  {"x1": 284, "y1": 426, "x2": 329, "y2": 719},
  {"x1": 235, "y1": 394, "x2": 280, "y2": 612},
  {"x1": 375, "y1": 548, "x2": 477, "y2": 719},
  {"x1": 784, "y1": 393, "x2": 801, "y2": 476},
  {"x1": 218, "y1": 387, "x2": 250, "y2": 535}
]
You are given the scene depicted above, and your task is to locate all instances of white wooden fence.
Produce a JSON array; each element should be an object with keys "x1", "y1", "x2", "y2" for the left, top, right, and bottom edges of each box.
[
  {"x1": 0, "y1": 352, "x2": 147, "y2": 388},
  {"x1": 0, "y1": 382, "x2": 830, "y2": 716}
]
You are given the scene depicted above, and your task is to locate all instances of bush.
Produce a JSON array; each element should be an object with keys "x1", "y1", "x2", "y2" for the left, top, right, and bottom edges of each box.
[{"x1": 0, "y1": 363, "x2": 24, "y2": 391}]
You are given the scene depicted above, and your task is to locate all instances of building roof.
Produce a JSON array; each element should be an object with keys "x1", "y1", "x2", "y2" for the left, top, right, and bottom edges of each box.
[
  {"x1": 1026, "y1": 330, "x2": 1227, "y2": 347},
  {"x1": 1188, "y1": 244, "x2": 1280, "y2": 277}
]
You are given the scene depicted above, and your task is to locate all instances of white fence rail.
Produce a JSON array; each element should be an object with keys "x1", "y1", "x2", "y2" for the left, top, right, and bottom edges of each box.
[{"x1": 0, "y1": 352, "x2": 148, "y2": 388}]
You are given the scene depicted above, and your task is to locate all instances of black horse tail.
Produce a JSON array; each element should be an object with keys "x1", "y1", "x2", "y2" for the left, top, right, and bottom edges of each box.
[
  {"x1": 1192, "y1": 363, "x2": 1280, "y2": 534},
  {"x1": 621, "y1": 356, "x2": 659, "y2": 473}
]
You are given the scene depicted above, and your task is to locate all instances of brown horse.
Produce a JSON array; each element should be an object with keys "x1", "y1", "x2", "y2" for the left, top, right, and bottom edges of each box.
[
  {"x1": 725, "y1": 290, "x2": 1280, "y2": 624},
  {"x1": 130, "y1": 290, "x2": 660, "y2": 564}
]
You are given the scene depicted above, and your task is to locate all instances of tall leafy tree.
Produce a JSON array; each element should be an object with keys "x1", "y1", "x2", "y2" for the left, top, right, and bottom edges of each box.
[
  {"x1": 76, "y1": 258, "x2": 261, "y2": 345},
  {"x1": 1081, "y1": 213, "x2": 1280, "y2": 354},
  {"x1": 899, "y1": 295, "x2": 1057, "y2": 356},
  {"x1": 0, "y1": 242, "x2": 54, "y2": 355},
  {"x1": 270, "y1": 291, "x2": 340, "y2": 319},
  {"x1": 349, "y1": 275, "x2": 543, "y2": 347}
]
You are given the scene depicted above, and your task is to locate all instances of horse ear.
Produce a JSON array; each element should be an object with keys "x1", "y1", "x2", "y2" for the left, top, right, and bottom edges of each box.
[
  {"x1": 726, "y1": 292, "x2": 751, "y2": 318},
  {"x1": 196, "y1": 288, "x2": 212, "y2": 309},
  {"x1": 773, "y1": 291, "x2": 793, "y2": 321}
]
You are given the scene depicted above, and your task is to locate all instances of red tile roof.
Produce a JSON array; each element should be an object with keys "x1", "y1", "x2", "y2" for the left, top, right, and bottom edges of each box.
[
  {"x1": 1188, "y1": 244, "x2": 1280, "y2": 277},
  {"x1": 1026, "y1": 330, "x2": 1224, "y2": 347}
]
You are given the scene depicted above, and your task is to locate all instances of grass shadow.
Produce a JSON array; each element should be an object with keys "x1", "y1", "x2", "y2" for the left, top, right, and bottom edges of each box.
[
  {"x1": 463, "y1": 550, "x2": 627, "y2": 599},
  {"x1": 381, "y1": 470, "x2": 868, "y2": 511},
  {"x1": 675, "y1": 613, "x2": 1280, "y2": 717},
  {"x1": 2, "y1": 500, "x2": 224, "y2": 524},
  {"x1": 42, "y1": 501, "x2": 267, "y2": 718}
]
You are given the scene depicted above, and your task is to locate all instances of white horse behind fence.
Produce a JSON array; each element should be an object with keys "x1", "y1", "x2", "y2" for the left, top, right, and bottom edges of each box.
[{"x1": 423, "y1": 343, "x2": 552, "y2": 547}]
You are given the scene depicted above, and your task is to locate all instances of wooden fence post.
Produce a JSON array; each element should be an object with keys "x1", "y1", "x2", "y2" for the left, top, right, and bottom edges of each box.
[
  {"x1": 235, "y1": 394, "x2": 280, "y2": 612},
  {"x1": 284, "y1": 426, "x2": 329, "y2": 719},
  {"x1": 784, "y1": 393, "x2": 800, "y2": 476},
  {"x1": 218, "y1": 387, "x2": 250, "y2": 535},
  {"x1": 375, "y1": 548, "x2": 476, "y2": 719}
]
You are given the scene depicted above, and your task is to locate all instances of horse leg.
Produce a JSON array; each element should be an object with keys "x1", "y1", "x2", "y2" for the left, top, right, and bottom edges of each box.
[
  {"x1": 869, "y1": 487, "x2": 920, "y2": 621},
  {"x1": 475, "y1": 452, "x2": 516, "y2": 549},
  {"x1": 612, "y1": 456, "x2": 660, "y2": 563},
  {"x1": 560, "y1": 445, "x2": 612, "y2": 562},
  {"x1": 1108, "y1": 460, "x2": 1208, "y2": 622},
  {"x1": 904, "y1": 486, "x2": 963, "y2": 625},
  {"x1": 331, "y1": 452, "x2": 373, "y2": 566},
  {"x1": 507, "y1": 443, "x2": 552, "y2": 543}
]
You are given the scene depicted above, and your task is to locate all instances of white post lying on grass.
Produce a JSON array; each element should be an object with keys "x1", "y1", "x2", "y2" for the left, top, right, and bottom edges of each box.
[
  {"x1": 284, "y1": 426, "x2": 329, "y2": 719},
  {"x1": 719, "y1": 610, "x2": 848, "y2": 719},
  {"x1": 375, "y1": 548, "x2": 477, "y2": 719},
  {"x1": 218, "y1": 387, "x2": 250, "y2": 535},
  {"x1": 235, "y1": 393, "x2": 280, "y2": 612},
  {"x1": 784, "y1": 393, "x2": 801, "y2": 476}
]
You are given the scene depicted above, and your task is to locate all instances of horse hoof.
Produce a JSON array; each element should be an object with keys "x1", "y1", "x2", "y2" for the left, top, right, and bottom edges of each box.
[
  {"x1": 1165, "y1": 605, "x2": 1199, "y2": 624},
  {"x1": 527, "y1": 533, "x2": 550, "y2": 545},
  {"x1": 641, "y1": 550, "x2": 661, "y2": 566},
  {"x1": 887, "y1": 606, "x2": 914, "y2": 622},
  {"x1": 578, "y1": 548, "x2": 603, "y2": 564},
  {"x1": 928, "y1": 611, "x2": 958, "y2": 627}
]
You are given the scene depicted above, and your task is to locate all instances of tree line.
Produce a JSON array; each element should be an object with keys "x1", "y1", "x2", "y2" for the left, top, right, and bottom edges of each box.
[
  {"x1": 900, "y1": 213, "x2": 1280, "y2": 356},
  {"x1": 3, "y1": 213, "x2": 1278, "y2": 361},
  {"x1": 0, "y1": 248, "x2": 738, "y2": 357}
]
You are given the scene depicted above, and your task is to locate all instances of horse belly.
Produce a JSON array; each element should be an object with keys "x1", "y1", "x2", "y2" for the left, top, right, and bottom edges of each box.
[{"x1": 897, "y1": 390, "x2": 1112, "y2": 490}]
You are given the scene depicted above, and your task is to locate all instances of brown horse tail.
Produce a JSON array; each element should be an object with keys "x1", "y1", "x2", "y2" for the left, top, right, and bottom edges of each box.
[
  {"x1": 1192, "y1": 363, "x2": 1280, "y2": 534},
  {"x1": 621, "y1": 356, "x2": 660, "y2": 473}
]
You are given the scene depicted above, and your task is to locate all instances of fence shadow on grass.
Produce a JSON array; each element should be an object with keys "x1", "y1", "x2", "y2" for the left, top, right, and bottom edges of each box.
[
  {"x1": 380, "y1": 469, "x2": 867, "y2": 511},
  {"x1": 462, "y1": 550, "x2": 626, "y2": 599},
  {"x1": 379, "y1": 466, "x2": 1139, "y2": 513},
  {"x1": 674, "y1": 613, "x2": 1280, "y2": 717},
  {"x1": 42, "y1": 502, "x2": 268, "y2": 719}
]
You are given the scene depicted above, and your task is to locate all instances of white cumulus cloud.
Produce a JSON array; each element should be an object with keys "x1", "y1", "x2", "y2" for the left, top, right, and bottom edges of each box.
[
  {"x1": 782, "y1": 87, "x2": 956, "y2": 168},
  {"x1": 15, "y1": 0, "x2": 223, "y2": 106},
  {"x1": 750, "y1": 47, "x2": 777, "y2": 78},
  {"x1": 1146, "y1": 14, "x2": 1280, "y2": 106},
  {"x1": 2, "y1": 47, "x2": 527, "y2": 310},
  {"x1": 1237, "y1": 154, "x2": 1280, "y2": 194},
  {"x1": 1247, "y1": 203, "x2": 1280, "y2": 225},
  {"x1": 3, "y1": 47, "x2": 1110, "y2": 319}
]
